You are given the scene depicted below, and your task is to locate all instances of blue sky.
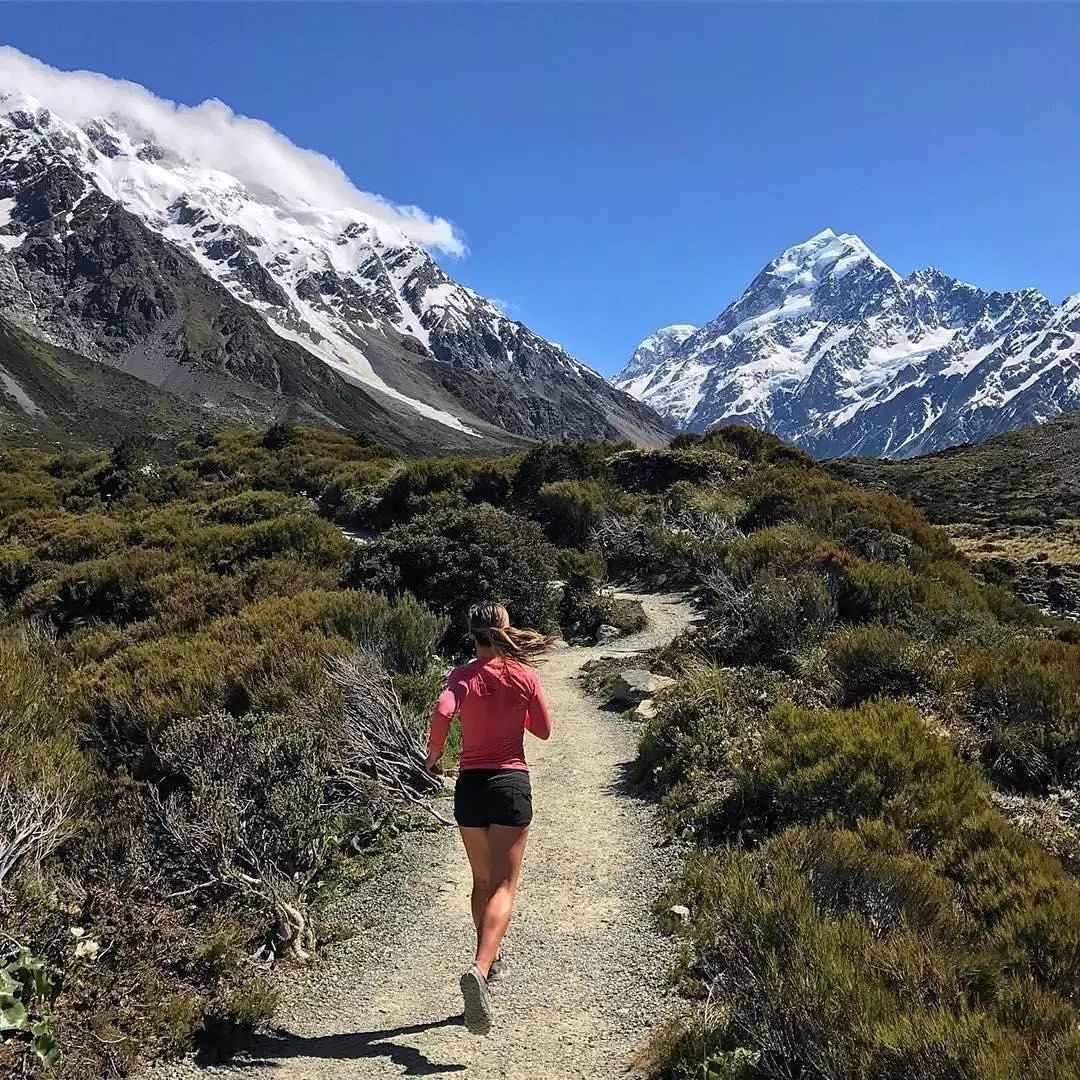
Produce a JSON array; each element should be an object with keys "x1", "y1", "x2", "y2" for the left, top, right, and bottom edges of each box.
[{"x1": 4, "y1": 2, "x2": 1078, "y2": 375}]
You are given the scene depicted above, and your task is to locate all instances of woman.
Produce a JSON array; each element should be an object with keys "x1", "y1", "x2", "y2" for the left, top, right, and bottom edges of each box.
[{"x1": 426, "y1": 601, "x2": 559, "y2": 1035}]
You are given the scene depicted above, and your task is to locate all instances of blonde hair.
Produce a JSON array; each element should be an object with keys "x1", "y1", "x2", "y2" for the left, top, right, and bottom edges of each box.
[{"x1": 468, "y1": 602, "x2": 560, "y2": 664}]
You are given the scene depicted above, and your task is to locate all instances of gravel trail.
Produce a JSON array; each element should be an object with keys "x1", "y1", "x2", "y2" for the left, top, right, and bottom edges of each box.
[{"x1": 153, "y1": 592, "x2": 696, "y2": 1080}]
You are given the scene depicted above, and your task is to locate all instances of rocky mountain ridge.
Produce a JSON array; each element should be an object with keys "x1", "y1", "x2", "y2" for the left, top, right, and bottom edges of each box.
[{"x1": 616, "y1": 229, "x2": 1078, "y2": 458}]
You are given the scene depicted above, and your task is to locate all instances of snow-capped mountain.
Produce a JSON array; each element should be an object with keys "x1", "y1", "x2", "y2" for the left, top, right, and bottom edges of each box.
[
  {"x1": 615, "y1": 229, "x2": 1078, "y2": 458},
  {"x1": 618, "y1": 324, "x2": 698, "y2": 388},
  {"x1": 0, "y1": 58, "x2": 667, "y2": 448}
]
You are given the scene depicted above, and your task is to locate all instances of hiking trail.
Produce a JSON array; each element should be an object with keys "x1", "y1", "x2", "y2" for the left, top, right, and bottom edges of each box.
[{"x1": 153, "y1": 592, "x2": 697, "y2": 1080}]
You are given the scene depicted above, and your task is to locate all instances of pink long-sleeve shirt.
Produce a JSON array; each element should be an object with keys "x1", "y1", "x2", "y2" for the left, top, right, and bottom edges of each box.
[{"x1": 428, "y1": 656, "x2": 552, "y2": 771}]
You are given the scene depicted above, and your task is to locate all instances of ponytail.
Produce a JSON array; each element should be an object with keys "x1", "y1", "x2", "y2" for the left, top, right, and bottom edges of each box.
[{"x1": 468, "y1": 602, "x2": 560, "y2": 664}]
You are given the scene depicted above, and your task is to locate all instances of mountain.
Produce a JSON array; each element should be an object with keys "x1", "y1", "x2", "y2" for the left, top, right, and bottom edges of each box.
[
  {"x1": 617, "y1": 324, "x2": 698, "y2": 387},
  {"x1": 614, "y1": 228, "x2": 1078, "y2": 459},
  {"x1": 0, "y1": 314, "x2": 213, "y2": 449},
  {"x1": 826, "y1": 408, "x2": 1080, "y2": 527},
  {"x1": 0, "y1": 65, "x2": 667, "y2": 449}
]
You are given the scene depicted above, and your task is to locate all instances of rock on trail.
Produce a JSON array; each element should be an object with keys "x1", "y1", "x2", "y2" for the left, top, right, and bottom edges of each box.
[{"x1": 149, "y1": 592, "x2": 697, "y2": 1080}]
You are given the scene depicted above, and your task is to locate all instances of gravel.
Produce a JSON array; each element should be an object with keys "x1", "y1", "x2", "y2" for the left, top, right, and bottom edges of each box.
[{"x1": 146, "y1": 592, "x2": 696, "y2": 1080}]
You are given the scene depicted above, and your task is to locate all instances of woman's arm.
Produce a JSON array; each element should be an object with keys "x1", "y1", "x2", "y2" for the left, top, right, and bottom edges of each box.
[
  {"x1": 427, "y1": 672, "x2": 461, "y2": 769},
  {"x1": 524, "y1": 678, "x2": 553, "y2": 740}
]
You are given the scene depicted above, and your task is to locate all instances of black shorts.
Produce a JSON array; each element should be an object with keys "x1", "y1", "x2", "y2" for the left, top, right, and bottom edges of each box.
[{"x1": 454, "y1": 769, "x2": 533, "y2": 828}]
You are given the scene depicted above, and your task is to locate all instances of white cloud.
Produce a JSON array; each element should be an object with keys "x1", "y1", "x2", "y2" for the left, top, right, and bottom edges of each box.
[
  {"x1": 490, "y1": 297, "x2": 519, "y2": 316},
  {"x1": 0, "y1": 46, "x2": 465, "y2": 255}
]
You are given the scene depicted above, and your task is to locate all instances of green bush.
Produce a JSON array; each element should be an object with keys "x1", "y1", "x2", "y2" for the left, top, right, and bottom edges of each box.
[
  {"x1": 646, "y1": 681, "x2": 1080, "y2": 1079},
  {"x1": 736, "y1": 467, "x2": 954, "y2": 562},
  {"x1": 838, "y1": 561, "x2": 927, "y2": 624},
  {"x1": 17, "y1": 549, "x2": 177, "y2": 632},
  {"x1": 960, "y1": 647, "x2": 1080, "y2": 793},
  {"x1": 536, "y1": 479, "x2": 641, "y2": 547},
  {"x1": 374, "y1": 456, "x2": 517, "y2": 524},
  {"x1": 722, "y1": 525, "x2": 851, "y2": 587},
  {"x1": 204, "y1": 490, "x2": 305, "y2": 524},
  {"x1": 347, "y1": 505, "x2": 561, "y2": 642},
  {"x1": 660, "y1": 833, "x2": 1080, "y2": 1080},
  {"x1": 510, "y1": 441, "x2": 613, "y2": 503},
  {"x1": 72, "y1": 589, "x2": 444, "y2": 759},
  {"x1": 608, "y1": 448, "x2": 742, "y2": 493},
  {"x1": 825, "y1": 625, "x2": 947, "y2": 704},
  {"x1": 697, "y1": 424, "x2": 814, "y2": 467}
]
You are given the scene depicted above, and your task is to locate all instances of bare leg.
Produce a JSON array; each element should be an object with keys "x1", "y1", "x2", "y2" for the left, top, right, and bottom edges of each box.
[
  {"x1": 458, "y1": 827, "x2": 492, "y2": 947},
  {"x1": 475, "y1": 824, "x2": 528, "y2": 978}
]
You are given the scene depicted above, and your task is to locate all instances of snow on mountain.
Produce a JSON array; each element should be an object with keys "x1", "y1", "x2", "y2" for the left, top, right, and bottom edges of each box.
[
  {"x1": 0, "y1": 51, "x2": 667, "y2": 446},
  {"x1": 614, "y1": 228, "x2": 1076, "y2": 458},
  {"x1": 619, "y1": 324, "x2": 698, "y2": 397}
]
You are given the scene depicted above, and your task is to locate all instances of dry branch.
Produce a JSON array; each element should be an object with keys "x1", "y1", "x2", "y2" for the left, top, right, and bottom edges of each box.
[
  {"x1": 0, "y1": 777, "x2": 73, "y2": 893},
  {"x1": 318, "y1": 650, "x2": 447, "y2": 821}
]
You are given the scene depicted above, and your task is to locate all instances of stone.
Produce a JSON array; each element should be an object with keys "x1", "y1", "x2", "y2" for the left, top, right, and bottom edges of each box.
[
  {"x1": 669, "y1": 904, "x2": 691, "y2": 924},
  {"x1": 634, "y1": 699, "x2": 657, "y2": 720},
  {"x1": 612, "y1": 669, "x2": 676, "y2": 705},
  {"x1": 595, "y1": 623, "x2": 621, "y2": 645}
]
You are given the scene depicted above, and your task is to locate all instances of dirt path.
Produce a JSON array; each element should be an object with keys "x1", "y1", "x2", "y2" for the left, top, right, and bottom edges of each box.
[{"x1": 155, "y1": 592, "x2": 696, "y2": 1080}]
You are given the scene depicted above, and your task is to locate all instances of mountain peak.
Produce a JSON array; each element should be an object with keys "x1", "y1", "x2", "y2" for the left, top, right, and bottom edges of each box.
[
  {"x1": 0, "y1": 49, "x2": 670, "y2": 447},
  {"x1": 637, "y1": 324, "x2": 698, "y2": 351},
  {"x1": 617, "y1": 323, "x2": 700, "y2": 391},
  {"x1": 769, "y1": 229, "x2": 896, "y2": 284}
]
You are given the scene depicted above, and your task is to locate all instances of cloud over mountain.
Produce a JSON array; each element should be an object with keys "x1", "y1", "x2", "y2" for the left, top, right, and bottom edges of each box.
[{"x1": 0, "y1": 45, "x2": 465, "y2": 255}]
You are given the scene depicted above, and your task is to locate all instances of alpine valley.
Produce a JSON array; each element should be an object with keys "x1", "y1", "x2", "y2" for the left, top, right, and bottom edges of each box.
[
  {"x1": 616, "y1": 229, "x2": 1080, "y2": 459},
  {"x1": 0, "y1": 55, "x2": 667, "y2": 453}
]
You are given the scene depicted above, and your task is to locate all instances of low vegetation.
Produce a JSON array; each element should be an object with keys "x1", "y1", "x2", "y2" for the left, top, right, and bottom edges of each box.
[
  {"x1": 827, "y1": 409, "x2": 1080, "y2": 623},
  {"x1": 2, "y1": 421, "x2": 1078, "y2": 1078}
]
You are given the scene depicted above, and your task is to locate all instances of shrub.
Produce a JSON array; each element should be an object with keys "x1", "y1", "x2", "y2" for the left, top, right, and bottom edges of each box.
[
  {"x1": 510, "y1": 441, "x2": 612, "y2": 502},
  {"x1": 636, "y1": 666, "x2": 806, "y2": 841},
  {"x1": 554, "y1": 547, "x2": 607, "y2": 589},
  {"x1": 696, "y1": 569, "x2": 836, "y2": 668},
  {"x1": 204, "y1": 490, "x2": 305, "y2": 524},
  {"x1": 825, "y1": 625, "x2": 947, "y2": 704},
  {"x1": 838, "y1": 561, "x2": 926, "y2": 624},
  {"x1": 736, "y1": 467, "x2": 954, "y2": 562},
  {"x1": 960, "y1": 649, "x2": 1080, "y2": 794},
  {"x1": 659, "y1": 833, "x2": 1080, "y2": 1080},
  {"x1": 347, "y1": 505, "x2": 561, "y2": 643},
  {"x1": 374, "y1": 456, "x2": 517, "y2": 524},
  {"x1": 722, "y1": 525, "x2": 851, "y2": 588},
  {"x1": 0, "y1": 547, "x2": 37, "y2": 607},
  {"x1": 608, "y1": 448, "x2": 742, "y2": 493},
  {"x1": 698, "y1": 424, "x2": 814, "y2": 468},
  {"x1": 733, "y1": 699, "x2": 987, "y2": 845},
  {"x1": 261, "y1": 421, "x2": 300, "y2": 451},
  {"x1": 154, "y1": 709, "x2": 334, "y2": 961},
  {"x1": 536, "y1": 479, "x2": 642, "y2": 547},
  {"x1": 17, "y1": 549, "x2": 177, "y2": 632},
  {"x1": 646, "y1": 680, "x2": 1080, "y2": 1079},
  {"x1": 72, "y1": 589, "x2": 444, "y2": 758}
]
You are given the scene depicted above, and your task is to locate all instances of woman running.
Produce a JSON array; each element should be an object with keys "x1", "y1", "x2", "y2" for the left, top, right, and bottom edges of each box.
[{"x1": 426, "y1": 601, "x2": 559, "y2": 1035}]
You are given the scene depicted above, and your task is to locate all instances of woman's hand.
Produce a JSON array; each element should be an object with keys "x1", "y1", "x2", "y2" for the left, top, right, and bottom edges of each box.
[{"x1": 425, "y1": 752, "x2": 443, "y2": 775}]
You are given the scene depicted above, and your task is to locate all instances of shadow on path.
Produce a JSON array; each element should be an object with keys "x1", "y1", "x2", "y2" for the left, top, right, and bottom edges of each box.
[{"x1": 224, "y1": 1016, "x2": 467, "y2": 1076}]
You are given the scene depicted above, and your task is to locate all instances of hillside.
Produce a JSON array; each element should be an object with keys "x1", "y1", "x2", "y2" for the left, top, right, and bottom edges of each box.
[
  {"x1": 826, "y1": 408, "x2": 1080, "y2": 525},
  {"x1": 0, "y1": 316, "x2": 215, "y2": 449},
  {"x1": 827, "y1": 411, "x2": 1080, "y2": 620},
  {"x1": 3, "y1": 425, "x2": 1080, "y2": 1079},
  {"x1": 0, "y1": 311, "x2": 532, "y2": 458}
]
